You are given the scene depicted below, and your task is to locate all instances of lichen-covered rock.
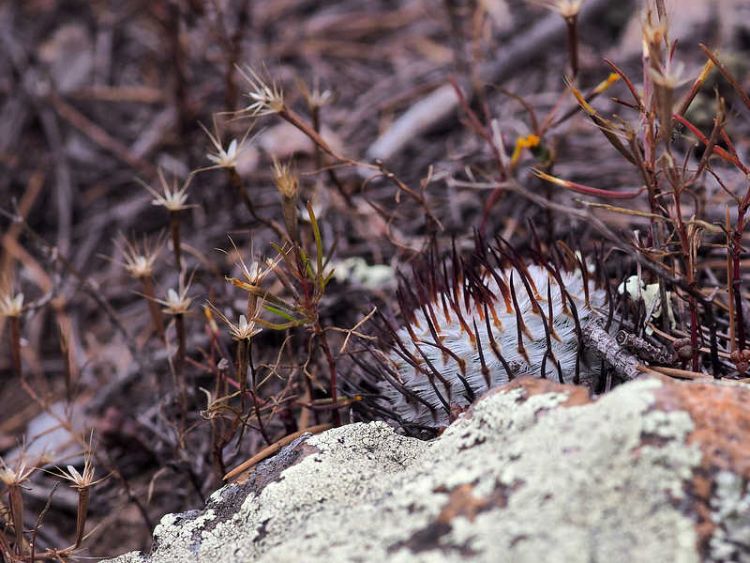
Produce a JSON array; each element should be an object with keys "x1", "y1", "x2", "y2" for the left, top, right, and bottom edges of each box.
[{"x1": 106, "y1": 376, "x2": 750, "y2": 563}]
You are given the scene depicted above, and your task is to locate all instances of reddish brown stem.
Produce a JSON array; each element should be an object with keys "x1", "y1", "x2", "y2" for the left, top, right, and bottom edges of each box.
[
  {"x1": 167, "y1": 1, "x2": 190, "y2": 134},
  {"x1": 316, "y1": 326, "x2": 341, "y2": 427},
  {"x1": 169, "y1": 210, "x2": 183, "y2": 273},
  {"x1": 73, "y1": 487, "x2": 90, "y2": 548},
  {"x1": 142, "y1": 275, "x2": 166, "y2": 341},
  {"x1": 236, "y1": 337, "x2": 248, "y2": 414},
  {"x1": 279, "y1": 107, "x2": 339, "y2": 161},
  {"x1": 9, "y1": 316, "x2": 22, "y2": 380},
  {"x1": 564, "y1": 15, "x2": 579, "y2": 78},
  {"x1": 224, "y1": 0, "x2": 251, "y2": 110},
  {"x1": 688, "y1": 295, "x2": 700, "y2": 372},
  {"x1": 732, "y1": 208, "x2": 747, "y2": 350},
  {"x1": 211, "y1": 361, "x2": 230, "y2": 480},
  {"x1": 58, "y1": 320, "x2": 74, "y2": 402},
  {"x1": 9, "y1": 485, "x2": 25, "y2": 555},
  {"x1": 700, "y1": 44, "x2": 750, "y2": 112},
  {"x1": 247, "y1": 340, "x2": 272, "y2": 445},
  {"x1": 175, "y1": 312, "x2": 188, "y2": 420},
  {"x1": 671, "y1": 188, "x2": 701, "y2": 370}
]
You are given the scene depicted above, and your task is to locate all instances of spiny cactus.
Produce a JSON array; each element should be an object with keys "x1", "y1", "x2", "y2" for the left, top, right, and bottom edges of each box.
[{"x1": 354, "y1": 238, "x2": 609, "y2": 431}]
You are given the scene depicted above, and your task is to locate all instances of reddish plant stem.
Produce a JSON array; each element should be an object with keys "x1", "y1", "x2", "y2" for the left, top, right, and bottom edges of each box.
[
  {"x1": 236, "y1": 337, "x2": 248, "y2": 415},
  {"x1": 700, "y1": 44, "x2": 750, "y2": 113},
  {"x1": 73, "y1": 487, "x2": 90, "y2": 548},
  {"x1": 224, "y1": 0, "x2": 251, "y2": 111},
  {"x1": 167, "y1": 1, "x2": 190, "y2": 134},
  {"x1": 300, "y1": 370, "x2": 321, "y2": 429},
  {"x1": 175, "y1": 312, "x2": 188, "y2": 421},
  {"x1": 673, "y1": 114, "x2": 747, "y2": 172},
  {"x1": 311, "y1": 105, "x2": 324, "y2": 172},
  {"x1": 211, "y1": 361, "x2": 230, "y2": 480},
  {"x1": 247, "y1": 340, "x2": 272, "y2": 445},
  {"x1": 732, "y1": 204, "x2": 748, "y2": 350},
  {"x1": 58, "y1": 320, "x2": 73, "y2": 402},
  {"x1": 8, "y1": 485, "x2": 25, "y2": 555},
  {"x1": 564, "y1": 15, "x2": 579, "y2": 78},
  {"x1": 688, "y1": 296, "x2": 700, "y2": 372},
  {"x1": 142, "y1": 275, "x2": 166, "y2": 341},
  {"x1": 9, "y1": 316, "x2": 22, "y2": 379},
  {"x1": 672, "y1": 189, "x2": 701, "y2": 371},
  {"x1": 450, "y1": 79, "x2": 507, "y2": 182},
  {"x1": 279, "y1": 107, "x2": 339, "y2": 161},
  {"x1": 169, "y1": 210, "x2": 183, "y2": 273},
  {"x1": 316, "y1": 325, "x2": 341, "y2": 427}
]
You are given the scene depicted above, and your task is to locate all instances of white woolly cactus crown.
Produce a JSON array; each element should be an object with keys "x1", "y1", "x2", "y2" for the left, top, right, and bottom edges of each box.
[{"x1": 372, "y1": 246, "x2": 607, "y2": 431}]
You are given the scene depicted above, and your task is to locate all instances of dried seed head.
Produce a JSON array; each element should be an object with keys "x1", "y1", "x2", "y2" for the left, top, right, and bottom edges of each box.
[
  {"x1": 0, "y1": 457, "x2": 35, "y2": 487},
  {"x1": 239, "y1": 66, "x2": 285, "y2": 117},
  {"x1": 641, "y1": 13, "x2": 667, "y2": 65},
  {"x1": 207, "y1": 138, "x2": 240, "y2": 169},
  {"x1": 0, "y1": 291, "x2": 24, "y2": 318},
  {"x1": 272, "y1": 159, "x2": 301, "y2": 243},
  {"x1": 241, "y1": 257, "x2": 275, "y2": 286},
  {"x1": 225, "y1": 244, "x2": 282, "y2": 293},
  {"x1": 209, "y1": 304, "x2": 263, "y2": 341},
  {"x1": 125, "y1": 255, "x2": 155, "y2": 279},
  {"x1": 272, "y1": 159, "x2": 299, "y2": 200},
  {"x1": 201, "y1": 122, "x2": 250, "y2": 170},
  {"x1": 533, "y1": 0, "x2": 583, "y2": 19},
  {"x1": 160, "y1": 289, "x2": 192, "y2": 315},
  {"x1": 52, "y1": 449, "x2": 103, "y2": 490},
  {"x1": 156, "y1": 276, "x2": 193, "y2": 316},
  {"x1": 116, "y1": 234, "x2": 163, "y2": 279},
  {"x1": 141, "y1": 169, "x2": 192, "y2": 213},
  {"x1": 300, "y1": 77, "x2": 333, "y2": 110},
  {"x1": 649, "y1": 62, "x2": 686, "y2": 138}
]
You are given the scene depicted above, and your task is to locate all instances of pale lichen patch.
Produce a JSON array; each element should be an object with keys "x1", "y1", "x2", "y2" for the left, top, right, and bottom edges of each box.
[
  {"x1": 150, "y1": 509, "x2": 218, "y2": 560},
  {"x1": 105, "y1": 377, "x2": 712, "y2": 563},
  {"x1": 708, "y1": 470, "x2": 750, "y2": 561}
]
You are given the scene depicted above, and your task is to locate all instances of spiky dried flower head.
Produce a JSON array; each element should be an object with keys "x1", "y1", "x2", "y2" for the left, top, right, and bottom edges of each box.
[
  {"x1": 368, "y1": 241, "x2": 606, "y2": 431},
  {"x1": 239, "y1": 66, "x2": 285, "y2": 117},
  {"x1": 50, "y1": 443, "x2": 105, "y2": 491},
  {"x1": 241, "y1": 256, "x2": 277, "y2": 286},
  {"x1": 299, "y1": 77, "x2": 333, "y2": 110},
  {"x1": 209, "y1": 304, "x2": 263, "y2": 341},
  {"x1": 221, "y1": 239, "x2": 281, "y2": 292},
  {"x1": 641, "y1": 11, "x2": 668, "y2": 65},
  {"x1": 0, "y1": 456, "x2": 35, "y2": 487},
  {"x1": 206, "y1": 137, "x2": 240, "y2": 169},
  {"x1": 272, "y1": 159, "x2": 299, "y2": 200},
  {"x1": 140, "y1": 169, "x2": 192, "y2": 213},
  {"x1": 229, "y1": 255, "x2": 281, "y2": 291},
  {"x1": 532, "y1": 0, "x2": 582, "y2": 19},
  {"x1": 159, "y1": 288, "x2": 192, "y2": 315},
  {"x1": 200, "y1": 122, "x2": 255, "y2": 170},
  {"x1": 115, "y1": 233, "x2": 164, "y2": 279},
  {"x1": 155, "y1": 275, "x2": 194, "y2": 316},
  {"x1": 0, "y1": 291, "x2": 24, "y2": 318}
]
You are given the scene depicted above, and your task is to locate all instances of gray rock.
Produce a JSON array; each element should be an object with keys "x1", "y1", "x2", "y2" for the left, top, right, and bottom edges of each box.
[{"x1": 106, "y1": 375, "x2": 750, "y2": 562}]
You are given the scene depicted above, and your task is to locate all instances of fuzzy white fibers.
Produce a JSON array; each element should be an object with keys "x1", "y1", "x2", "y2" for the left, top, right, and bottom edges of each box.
[{"x1": 381, "y1": 265, "x2": 606, "y2": 428}]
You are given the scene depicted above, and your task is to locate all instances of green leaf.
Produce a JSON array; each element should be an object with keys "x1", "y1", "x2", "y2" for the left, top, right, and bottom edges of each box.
[
  {"x1": 307, "y1": 201, "x2": 324, "y2": 282},
  {"x1": 264, "y1": 303, "x2": 299, "y2": 322}
]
